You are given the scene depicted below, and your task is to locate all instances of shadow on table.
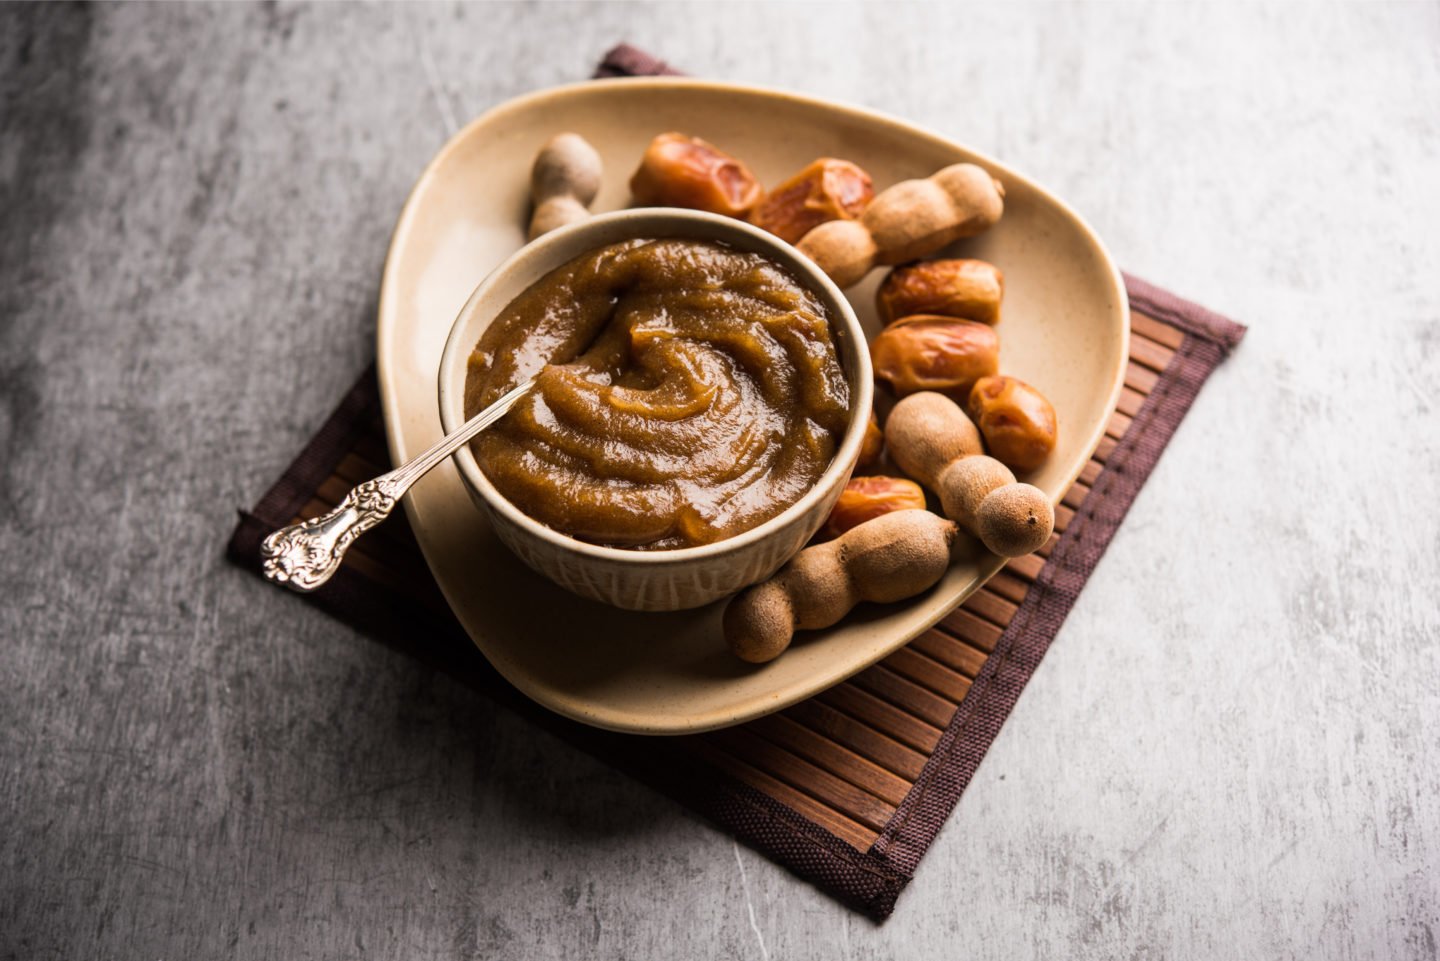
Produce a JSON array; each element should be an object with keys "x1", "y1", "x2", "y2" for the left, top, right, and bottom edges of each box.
[{"x1": 309, "y1": 582, "x2": 711, "y2": 843}]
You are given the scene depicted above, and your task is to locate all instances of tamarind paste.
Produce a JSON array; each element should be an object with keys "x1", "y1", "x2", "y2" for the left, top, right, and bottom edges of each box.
[{"x1": 464, "y1": 238, "x2": 850, "y2": 550}]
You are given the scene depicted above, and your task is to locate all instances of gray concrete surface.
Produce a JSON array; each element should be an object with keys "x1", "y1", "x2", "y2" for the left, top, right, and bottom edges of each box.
[{"x1": 2, "y1": 3, "x2": 1438, "y2": 958}]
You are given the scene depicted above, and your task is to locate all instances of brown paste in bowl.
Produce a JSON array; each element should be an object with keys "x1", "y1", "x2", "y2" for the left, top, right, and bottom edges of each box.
[{"x1": 463, "y1": 238, "x2": 850, "y2": 550}]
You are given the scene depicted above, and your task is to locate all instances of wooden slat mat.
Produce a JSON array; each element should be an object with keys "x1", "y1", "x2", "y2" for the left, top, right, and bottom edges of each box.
[{"x1": 228, "y1": 275, "x2": 1244, "y2": 919}]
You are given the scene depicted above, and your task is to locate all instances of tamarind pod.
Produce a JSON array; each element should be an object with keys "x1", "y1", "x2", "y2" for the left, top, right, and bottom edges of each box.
[
  {"x1": 724, "y1": 510, "x2": 957, "y2": 664},
  {"x1": 884, "y1": 392, "x2": 1054, "y2": 558},
  {"x1": 795, "y1": 163, "x2": 1004, "y2": 287},
  {"x1": 883, "y1": 391, "x2": 983, "y2": 487},
  {"x1": 527, "y1": 132, "x2": 602, "y2": 240}
]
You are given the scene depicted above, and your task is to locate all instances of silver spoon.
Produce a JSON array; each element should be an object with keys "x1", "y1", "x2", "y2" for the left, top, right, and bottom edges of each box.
[{"x1": 260, "y1": 380, "x2": 535, "y2": 592}]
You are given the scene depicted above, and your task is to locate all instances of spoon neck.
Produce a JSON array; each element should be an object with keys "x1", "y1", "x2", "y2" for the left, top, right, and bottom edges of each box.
[{"x1": 393, "y1": 379, "x2": 536, "y2": 492}]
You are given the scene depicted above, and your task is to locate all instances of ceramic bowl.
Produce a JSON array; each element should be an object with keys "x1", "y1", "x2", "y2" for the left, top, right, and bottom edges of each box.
[{"x1": 436, "y1": 208, "x2": 874, "y2": 612}]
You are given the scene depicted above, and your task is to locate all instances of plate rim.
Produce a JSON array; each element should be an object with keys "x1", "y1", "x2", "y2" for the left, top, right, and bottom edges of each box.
[{"x1": 375, "y1": 76, "x2": 1130, "y2": 734}]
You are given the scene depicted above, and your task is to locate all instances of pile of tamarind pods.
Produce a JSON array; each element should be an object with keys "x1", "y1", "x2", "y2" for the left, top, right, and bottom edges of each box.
[{"x1": 525, "y1": 131, "x2": 1066, "y2": 664}]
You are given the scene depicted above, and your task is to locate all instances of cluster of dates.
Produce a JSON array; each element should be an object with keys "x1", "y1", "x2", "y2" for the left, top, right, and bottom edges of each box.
[
  {"x1": 834, "y1": 259, "x2": 1058, "y2": 540},
  {"x1": 631, "y1": 132, "x2": 874, "y2": 242},
  {"x1": 622, "y1": 132, "x2": 1060, "y2": 544}
]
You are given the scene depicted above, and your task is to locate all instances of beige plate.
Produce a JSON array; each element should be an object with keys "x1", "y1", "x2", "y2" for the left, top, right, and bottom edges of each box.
[{"x1": 376, "y1": 78, "x2": 1129, "y2": 735}]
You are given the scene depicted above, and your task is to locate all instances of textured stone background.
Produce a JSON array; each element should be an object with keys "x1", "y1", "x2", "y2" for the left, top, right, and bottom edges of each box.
[{"x1": 2, "y1": 3, "x2": 1438, "y2": 959}]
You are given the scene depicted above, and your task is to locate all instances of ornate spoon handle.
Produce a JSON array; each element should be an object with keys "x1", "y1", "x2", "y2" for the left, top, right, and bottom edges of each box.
[{"x1": 261, "y1": 380, "x2": 534, "y2": 592}]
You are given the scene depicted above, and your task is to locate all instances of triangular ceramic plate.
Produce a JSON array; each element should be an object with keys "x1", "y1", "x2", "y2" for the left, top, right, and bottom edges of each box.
[{"x1": 376, "y1": 78, "x2": 1128, "y2": 734}]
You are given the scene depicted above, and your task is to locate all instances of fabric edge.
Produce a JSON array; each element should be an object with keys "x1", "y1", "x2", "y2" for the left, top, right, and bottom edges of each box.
[
  {"x1": 594, "y1": 43, "x2": 684, "y2": 79},
  {"x1": 1123, "y1": 272, "x2": 1248, "y2": 353}
]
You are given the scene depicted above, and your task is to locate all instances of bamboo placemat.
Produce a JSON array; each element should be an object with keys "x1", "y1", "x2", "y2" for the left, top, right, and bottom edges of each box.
[
  {"x1": 228, "y1": 265, "x2": 1244, "y2": 918},
  {"x1": 232, "y1": 42, "x2": 1248, "y2": 920}
]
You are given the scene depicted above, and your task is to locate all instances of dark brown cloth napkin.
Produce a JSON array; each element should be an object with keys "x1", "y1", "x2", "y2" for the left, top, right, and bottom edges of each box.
[{"x1": 227, "y1": 46, "x2": 1246, "y2": 920}]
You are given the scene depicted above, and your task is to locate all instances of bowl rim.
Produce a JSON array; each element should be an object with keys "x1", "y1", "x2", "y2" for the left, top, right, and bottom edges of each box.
[{"x1": 436, "y1": 206, "x2": 875, "y2": 566}]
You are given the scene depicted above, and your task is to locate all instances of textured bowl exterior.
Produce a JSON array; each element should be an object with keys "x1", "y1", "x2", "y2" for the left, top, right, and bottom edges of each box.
[
  {"x1": 436, "y1": 209, "x2": 873, "y2": 611},
  {"x1": 467, "y1": 476, "x2": 849, "y2": 611}
]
